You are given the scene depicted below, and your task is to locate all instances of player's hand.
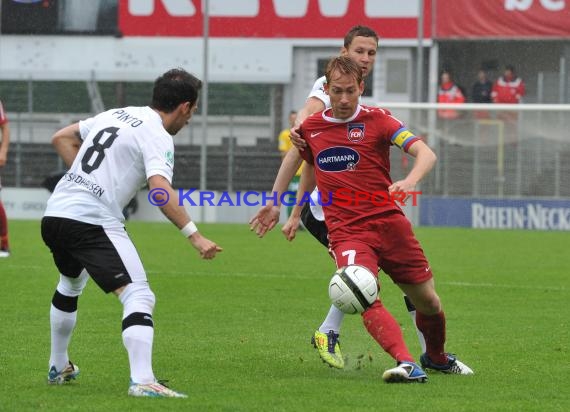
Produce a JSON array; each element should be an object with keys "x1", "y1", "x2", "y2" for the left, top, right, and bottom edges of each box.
[
  {"x1": 282, "y1": 214, "x2": 301, "y2": 241},
  {"x1": 0, "y1": 153, "x2": 6, "y2": 167},
  {"x1": 289, "y1": 127, "x2": 307, "y2": 150},
  {"x1": 189, "y1": 233, "x2": 223, "y2": 259},
  {"x1": 249, "y1": 205, "x2": 280, "y2": 237},
  {"x1": 388, "y1": 180, "x2": 417, "y2": 205}
]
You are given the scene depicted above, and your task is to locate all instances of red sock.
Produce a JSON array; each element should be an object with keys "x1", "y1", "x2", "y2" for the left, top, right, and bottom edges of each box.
[
  {"x1": 0, "y1": 201, "x2": 8, "y2": 250},
  {"x1": 416, "y1": 311, "x2": 447, "y2": 364},
  {"x1": 362, "y1": 301, "x2": 414, "y2": 363}
]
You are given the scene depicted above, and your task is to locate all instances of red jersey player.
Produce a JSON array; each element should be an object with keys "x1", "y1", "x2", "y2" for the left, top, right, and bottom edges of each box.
[
  {"x1": 297, "y1": 56, "x2": 473, "y2": 382},
  {"x1": 249, "y1": 26, "x2": 426, "y2": 371}
]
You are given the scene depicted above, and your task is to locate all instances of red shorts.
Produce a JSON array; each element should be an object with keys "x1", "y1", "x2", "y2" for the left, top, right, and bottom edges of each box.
[{"x1": 330, "y1": 212, "x2": 432, "y2": 285}]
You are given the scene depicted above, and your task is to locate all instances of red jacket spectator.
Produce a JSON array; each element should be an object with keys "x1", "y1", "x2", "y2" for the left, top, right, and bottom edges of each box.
[
  {"x1": 492, "y1": 66, "x2": 525, "y2": 104},
  {"x1": 437, "y1": 72, "x2": 465, "y2": 119}
]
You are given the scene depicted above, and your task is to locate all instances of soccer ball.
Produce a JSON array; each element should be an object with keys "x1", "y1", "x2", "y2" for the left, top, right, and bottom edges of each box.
[{"x1": 328, "y1": 265, "x2": 378, "y2": 314}]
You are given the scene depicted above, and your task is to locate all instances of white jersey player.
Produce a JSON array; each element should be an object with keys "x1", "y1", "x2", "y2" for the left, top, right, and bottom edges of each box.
[
  {"x1": 42, "y1": 69, "x2": 221, "y2": 398},
  {"x1": 45, "y1": 106, "x2": 174, "y2": 228}
]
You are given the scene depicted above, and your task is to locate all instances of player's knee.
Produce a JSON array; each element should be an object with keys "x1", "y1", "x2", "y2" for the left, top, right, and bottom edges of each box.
[
  {"x1": 119, "y1": 282, "x2": 155, "y2": 332},
  {"x1": 119, "y1": 281, "x2": 156, "y2": 316},
  {"x1": 416, "y1": 293, "x2": 441, "y2": 315},
  {"x1": 56, "y1": 269, "x2": 89, "y2": 297}
]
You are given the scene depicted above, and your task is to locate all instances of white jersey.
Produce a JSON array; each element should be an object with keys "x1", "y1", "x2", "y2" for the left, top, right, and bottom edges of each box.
[
  {"x1": 307, "y1": 76, "x2": 330, "y2": 109},
  {"x1": 309, "y1": 189, "x2": 325, "y2": 221},
  {"x1": 45, "y1": 106, "x2": 174, "y2": 228}
]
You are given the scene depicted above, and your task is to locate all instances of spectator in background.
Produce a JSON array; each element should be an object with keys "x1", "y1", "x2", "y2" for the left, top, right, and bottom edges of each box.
[
  {"x1": 471, "y1": 69, "x2": 493, "y2": 119},
  {"x1": 471, "y1": 69, "x2": 493, "y2": 103},
  {"x1": 437, "y1": 71, "x2": 465, "y2": 120},
  {"x1": 492, "y1": 65, "x2": 525, "y2": 104},
  {"x1": 277, "y1": 110, "x2": 301, "y2": 217},
  {"x1": 0, "y1": 100, "x2": 10, "y2": 258},
  {"x1": 437, "y1": 71, "x2": 465, "y2": 140},
  {"x1": 492, "y1": 65, "x2": 526, "y2": 143}
]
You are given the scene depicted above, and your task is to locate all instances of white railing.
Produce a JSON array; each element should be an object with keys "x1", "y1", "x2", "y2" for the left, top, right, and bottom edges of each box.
[{"x1": 376, "y1": 102, "x2": 570, "y2": 199}]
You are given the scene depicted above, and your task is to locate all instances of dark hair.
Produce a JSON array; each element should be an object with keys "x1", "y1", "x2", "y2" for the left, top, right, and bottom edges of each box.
[
  {"x1": 151, "y1": 68, "x2": 202, "y2": 113},
  {"x1": 344, "y1": 25, "x2": 379, "y2": 48},
  {"x1": 505, "y1": 65, "x2": 515, "y2": 73},
  {"x1": 325, "y1": 56, "x2": 363, "y2": 85}
]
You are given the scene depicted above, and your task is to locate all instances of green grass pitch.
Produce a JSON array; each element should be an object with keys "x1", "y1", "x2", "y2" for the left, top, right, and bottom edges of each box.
[{"x1": 0, "y1": 220, "x2": 568, "y2": 411}]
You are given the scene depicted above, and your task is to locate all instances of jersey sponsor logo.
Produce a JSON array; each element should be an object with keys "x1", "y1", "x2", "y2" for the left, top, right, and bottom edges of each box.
[
  {"x1": 310, "y1": 131, "x2": 323, "y2": 138},
  {"x1": 316, "y1": 146, "x2": 360, "y2": 172},
  {"x1": 347, "y1": 123, "x2": 365, "y2": 142},
  {"x1": 63, "y1": 172, "x2": 105, "y2": 197}
]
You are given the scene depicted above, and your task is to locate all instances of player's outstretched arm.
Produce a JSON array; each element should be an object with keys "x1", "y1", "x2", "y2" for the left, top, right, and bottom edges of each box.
[
  {"x1": 274, "y1": 148, "x2": 304, "y2": 196},
  {"x1": 148, "y1": 175, "x2": 222, "y2": 259},
  {"x1": 249, "y1": 147, "x2": 304, "y2": 237},
  {"x1": 282, "y1": 162, "x2": 316, "y2": 241},
  {"x1": 52, "y1": 123, "x2": 82, "y2": 168},
  {"x1": 388, "y1": 140, "x2": 437, "y2": 195},
  {"x1": 251, "y1": 96, "x2": 323, "y2": 237},
  {"x1": 256, "y1": 95, "x2": 321, "y2": 216}
]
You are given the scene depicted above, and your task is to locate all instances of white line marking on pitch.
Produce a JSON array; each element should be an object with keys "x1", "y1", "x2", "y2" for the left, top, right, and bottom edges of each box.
[{"x1": 441, "y1": 281, "x2": 566, "y2": 292}]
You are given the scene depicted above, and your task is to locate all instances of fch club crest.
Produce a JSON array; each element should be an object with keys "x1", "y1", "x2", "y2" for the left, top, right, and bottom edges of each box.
[{"x1": 347, "y1": 123, "x2": 365, "y2": 142}]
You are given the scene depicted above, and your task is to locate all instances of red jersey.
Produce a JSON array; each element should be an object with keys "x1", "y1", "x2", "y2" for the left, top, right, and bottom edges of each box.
[
  {"x1": 491, "y1": 75, "x2": 525, "y2": 104},
  {"x1": 437, "y1": 81, "x2": 465, "y2": 119},
  {"x1": 0, "y1": 101, "x2": 7, "y2": 126},
  {"x1": 299, "y1": 105, "x2": 420, "y2": 234}
]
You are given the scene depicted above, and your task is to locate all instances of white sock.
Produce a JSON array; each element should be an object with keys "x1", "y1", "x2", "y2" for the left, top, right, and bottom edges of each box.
[
  {"x1": 407, "y1": 308, "x2": 427, "y2": 353},
  {"x1": 318, "y1": 304, "x2": 345, "y2": 334},
  {"x1": 403, "y1": 295, "x2": 427, "y2": 353},
  {"x1": 122, "y1": 325, "x2": 155, "y2": 384},
  {"x1": 49, "y1": 305, "x2": 77, "y2": 371}
]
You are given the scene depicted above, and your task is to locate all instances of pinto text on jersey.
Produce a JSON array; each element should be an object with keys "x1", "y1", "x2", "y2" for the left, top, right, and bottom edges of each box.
[{"x1": 112, "y1": 110, "x2": 144, "y2": 127}]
